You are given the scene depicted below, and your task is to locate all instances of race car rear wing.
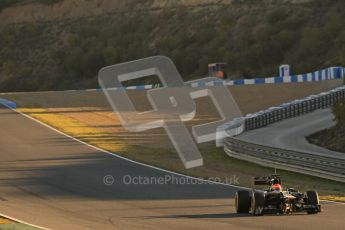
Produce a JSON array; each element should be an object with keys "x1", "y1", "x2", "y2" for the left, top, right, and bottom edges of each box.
[{"x1": 253, "y1": 175, "x2": 281, "y2": 186}]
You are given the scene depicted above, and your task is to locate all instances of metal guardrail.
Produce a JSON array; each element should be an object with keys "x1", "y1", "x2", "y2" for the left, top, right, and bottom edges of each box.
[{"x1": 224, "y1": 138, "x2": 345, "y2": 182}]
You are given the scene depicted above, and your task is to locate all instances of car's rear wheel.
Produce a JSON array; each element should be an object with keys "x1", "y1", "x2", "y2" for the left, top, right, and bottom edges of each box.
[
  {"x1": 305, "y1": 190, "x2": 320, "y2": 214},
  {"x1": 235, "y1": 190, "x2": 251, "y2": 213},
  {"x1": 251, "y1": 190, "x2": 265, "y2": 216}
]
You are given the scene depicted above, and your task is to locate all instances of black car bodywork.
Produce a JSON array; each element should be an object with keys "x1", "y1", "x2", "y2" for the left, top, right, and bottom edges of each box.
[{"x1": 235, "y1": 175, "x2": 321, "y2": 216}]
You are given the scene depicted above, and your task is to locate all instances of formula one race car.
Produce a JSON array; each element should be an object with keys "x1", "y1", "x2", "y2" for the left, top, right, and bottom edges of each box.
[{"x1": 235, "y1": 175, "x2": 321, "y2": 216}]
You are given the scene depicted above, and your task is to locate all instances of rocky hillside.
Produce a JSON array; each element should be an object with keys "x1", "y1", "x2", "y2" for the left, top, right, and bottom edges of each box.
[{"x1": 0, "y1": 0, "x2": 344, "y2": 92}]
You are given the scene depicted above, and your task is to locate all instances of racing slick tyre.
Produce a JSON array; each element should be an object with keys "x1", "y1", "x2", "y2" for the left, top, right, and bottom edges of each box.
[
  {"x1": 251, "y1": 190, "x2": 265, "y2": 216},
  {"x1": 305, "y1": 190, "x2": 320, "y2": 214},
  {"x1": 235, "y1": 190, "x2": 251, "y2": 213}
]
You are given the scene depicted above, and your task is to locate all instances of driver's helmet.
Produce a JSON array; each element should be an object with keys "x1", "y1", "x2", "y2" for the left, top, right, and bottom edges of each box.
[{"x1": 271, "y1": 178, "x2": 282, "y2": 192}]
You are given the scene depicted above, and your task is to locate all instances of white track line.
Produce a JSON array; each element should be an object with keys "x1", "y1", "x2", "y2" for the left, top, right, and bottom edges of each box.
[
  {"x1": 0, "y1": 212, "x2": 50, "y2": 230},
  {"x1": 319, "y1": 199, "x2": 345, "y2": 205}
]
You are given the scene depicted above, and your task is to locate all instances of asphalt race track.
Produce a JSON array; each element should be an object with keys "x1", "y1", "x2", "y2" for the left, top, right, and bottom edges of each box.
[
  {"x1": 237, "y1": 109, "x2": 345, "y2": 160},
  {"x1": 0, "y1": 106, "x2": 344, "y2": 230}
]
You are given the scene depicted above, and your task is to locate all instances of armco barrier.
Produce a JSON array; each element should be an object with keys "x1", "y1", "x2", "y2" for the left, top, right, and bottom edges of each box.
[
  {"x1": 0, "y1": 98, "x2": 16, "y2": 109},
  {"x1": 216, "y1": 117, "x2": 245, "y2": 147},
  {"x1": 224, "y1": 138, "x2": 345, "y2": 182}
]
